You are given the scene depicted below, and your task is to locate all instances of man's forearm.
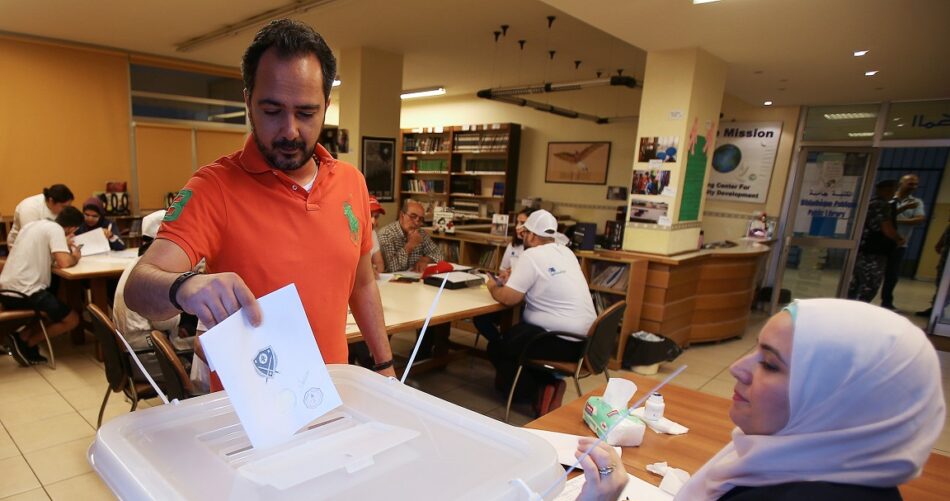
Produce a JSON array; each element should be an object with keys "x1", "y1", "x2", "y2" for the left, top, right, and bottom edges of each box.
[
  {"x1": 350, "y1": 278, "x2": 393, "y2": 365},
  {"x1": 125, "y1": 262, "x2": 184, "y2": 322}
]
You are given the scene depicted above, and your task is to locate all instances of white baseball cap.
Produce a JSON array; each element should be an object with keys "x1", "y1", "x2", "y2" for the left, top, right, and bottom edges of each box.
[
  {"x1": 141, "y1": 210, "x2": 166, "y2": 239},
  {"x1": 522, "y1": 209, "x2": 569, "y2": 245}
]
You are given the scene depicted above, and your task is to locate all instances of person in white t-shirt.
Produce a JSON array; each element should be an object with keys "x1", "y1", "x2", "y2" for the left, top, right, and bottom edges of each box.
[
  {"x1": 1, "y1": 206, "x2": 83, "y2": 366},
  {"x1": 369, "y1": 196, "x2": 386, "y2": 277},
  {"x1": 486, "y1": 209, "x2": 596, "y2": 414},
  {"x1": 113, "y1": 211, "x2": 194, "y2": 382},
  {"x1": 474, "y1": 208, "x2": 533, "y2": 342},
  {"x1": 6, "y1": 184, "x2": 74, "y2": 249}
]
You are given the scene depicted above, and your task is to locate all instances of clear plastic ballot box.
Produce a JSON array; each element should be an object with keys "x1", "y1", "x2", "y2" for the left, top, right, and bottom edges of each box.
[{"x1": 89, "y1": 365, "x2": 564, "y2": 500}]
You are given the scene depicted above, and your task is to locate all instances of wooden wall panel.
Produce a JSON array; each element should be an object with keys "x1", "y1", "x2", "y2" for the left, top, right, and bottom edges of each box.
[
  {"x1": 195, "y1": 130, "x2": 246, "y2": 168},
  {"x1": 135, "y1": 125, "x2": 193, "y2": 211}
]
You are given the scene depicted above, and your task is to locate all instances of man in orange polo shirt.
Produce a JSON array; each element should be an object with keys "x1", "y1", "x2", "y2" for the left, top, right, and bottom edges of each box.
[{"x1": 124, "y1": 19, "x2": 395, "y2": 388}]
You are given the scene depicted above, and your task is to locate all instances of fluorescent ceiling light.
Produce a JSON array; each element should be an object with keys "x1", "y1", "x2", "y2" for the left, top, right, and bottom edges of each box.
[
  {"x1": 401, "y1": 87, "x2": 446, "y2": 100},
  {"x1": 332, "y1": 79, "x2": 341, "y2": 87},
  {"x1": 847, "y1": 132, "x2": 874, "y2": 137},
  {"x1": 853, "y1": 50, "x2": 869, "y2": 57},
  {"x1": 763, "y1": 100, "x2": 773, "y2": 106},
  {"x1": 823, "y1": 112, "x2": 877, "y2": 120},
  {"x1": 693, "y1": 0, "x2": 720, "y2": 4},
  {"x1": 865, "y1": 70, "x2": 879, "y2": 76}
]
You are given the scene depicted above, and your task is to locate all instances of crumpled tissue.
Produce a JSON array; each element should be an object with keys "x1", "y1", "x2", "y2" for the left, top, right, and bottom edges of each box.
[
  {"x1": 632, "y1": 407, "x2": 690, "y2": 435},
  {"x1": 646, "y1": 461, "x2": 691, "y2": 496}
]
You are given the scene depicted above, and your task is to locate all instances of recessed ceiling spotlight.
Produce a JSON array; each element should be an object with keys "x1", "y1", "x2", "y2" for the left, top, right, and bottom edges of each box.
[
  {"x1": 865, "y1": 70, "x2": 879, "y2": 76},
  {"x1": 763, "y1": 100, "x2": 773, "y2": 106},
  {"x1": 853, "y1": 50, "x2": 869, "y2": 57}
]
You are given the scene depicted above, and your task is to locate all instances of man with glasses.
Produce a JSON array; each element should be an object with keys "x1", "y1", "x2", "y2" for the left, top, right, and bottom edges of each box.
[{"x1": 377, "y1": 199, "x2": 442, "y2": 272}]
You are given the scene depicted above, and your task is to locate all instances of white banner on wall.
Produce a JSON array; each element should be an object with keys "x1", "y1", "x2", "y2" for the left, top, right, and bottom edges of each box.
[{"x1": 705, "y1": 121, "x2": 783, "y2": 203}]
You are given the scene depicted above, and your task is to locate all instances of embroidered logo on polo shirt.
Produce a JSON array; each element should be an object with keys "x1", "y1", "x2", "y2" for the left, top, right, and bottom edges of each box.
[
  {"x1": 547, "y1": 266, "x2": 565, "y2": 277},
  {"x1": 253, "y1": 346, "x2": 279, "y2": 381},
  {"x1": 342, "y1": 201, "x2": 360, "y2": 245},
  {"x1": 163, "y1": 189, "x2": 193, "y2": 222}
]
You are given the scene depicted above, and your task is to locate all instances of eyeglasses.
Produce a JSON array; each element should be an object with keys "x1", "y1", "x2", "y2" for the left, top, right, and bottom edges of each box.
[{"x1": 403, "y1": 212, "x2": 424, "y2": 222}]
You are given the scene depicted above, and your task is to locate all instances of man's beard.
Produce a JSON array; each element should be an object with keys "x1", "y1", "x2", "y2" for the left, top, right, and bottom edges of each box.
[
  {"x1": 250, "y1": 116, "x2": 317, "y2": 171},
  {"x1": 513, "y1": 234, "x2": 524, "y2": 246}
]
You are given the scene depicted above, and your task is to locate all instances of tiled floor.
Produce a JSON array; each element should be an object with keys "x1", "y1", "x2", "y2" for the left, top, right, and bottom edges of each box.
[{"x1": 1, "y1": 279, "x2": 947, "y2": 499}]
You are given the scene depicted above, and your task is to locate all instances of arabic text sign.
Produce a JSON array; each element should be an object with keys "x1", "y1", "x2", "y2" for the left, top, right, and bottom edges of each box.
[
  {"x1": 793, "y1": 152, "x2": 863, "y2": 238},
  {"x1": 706, "y1": 121, "x2": 782, "y2": 204},
  {"x1": 884, "y1": 100, "x2": 950, "y2": 140}
]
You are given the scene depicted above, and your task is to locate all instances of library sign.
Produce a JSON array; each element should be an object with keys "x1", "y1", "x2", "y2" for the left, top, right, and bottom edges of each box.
[{"x1": 706, "y1": 121, "x2": 782, "y2": 204}]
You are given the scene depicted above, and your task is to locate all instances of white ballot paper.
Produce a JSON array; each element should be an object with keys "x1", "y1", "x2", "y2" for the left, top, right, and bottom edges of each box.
[
  {"x1": 72, "y1": 228, "x2": 111, "y2": 256},
  {"x1": 200, "y1": 283, "x2": 342, "y2": 450}
]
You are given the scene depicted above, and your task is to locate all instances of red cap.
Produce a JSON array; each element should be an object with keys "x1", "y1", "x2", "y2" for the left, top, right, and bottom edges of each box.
[{"x1": 368, "y1": 196, "x2": 386, "y2": 215}]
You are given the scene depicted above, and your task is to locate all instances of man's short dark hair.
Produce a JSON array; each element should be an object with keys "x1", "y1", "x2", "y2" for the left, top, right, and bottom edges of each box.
[
  {"x1": 242, "y1": 19, "x2": 337, "y2": 101},
  {"x1": 876, "y1": 179, "x2": 898, "y2": 189},
  {"x1": 56, "y1": 206, "x2": 83, "y2": 228},
  {"x1": 43, "y1": 184, "x2": 74, "y2": 204}
]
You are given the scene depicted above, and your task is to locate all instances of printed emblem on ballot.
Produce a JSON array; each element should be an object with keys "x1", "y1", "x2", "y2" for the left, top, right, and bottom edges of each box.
[
  {"x1": 342, "y1": 201, "x2": 360, "y2": 245},
  {"x1": 253, "y1": 346, "x2": 279, "y2": 381},
  {"x1": 164, "y1": 188, "x2": 193, "y2": 222}
]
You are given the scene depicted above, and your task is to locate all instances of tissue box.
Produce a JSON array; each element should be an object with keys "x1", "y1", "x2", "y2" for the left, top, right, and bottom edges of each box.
[{"x1": 583, "y1": 396, "x2": 646, "y2": 447}]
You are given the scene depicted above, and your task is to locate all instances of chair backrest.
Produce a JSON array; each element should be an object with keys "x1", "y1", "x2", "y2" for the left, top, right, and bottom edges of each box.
[
  {"x1": 584, "y1": 301, "x2": 626, "y2": 374},
  {"x1": 87, "y1": 304, "x2": 132, "y2": 392},
  {"x1": 149, "y1": 330, "x2": 193, "y2": 400}
]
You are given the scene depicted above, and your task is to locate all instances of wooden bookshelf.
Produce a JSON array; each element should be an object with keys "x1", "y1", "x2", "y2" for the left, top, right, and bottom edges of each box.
[
  {"x1": 428, "y1": 227, "x2": 510, "y2": 272},
  {"x1": 398, "y1": 123, "x2": 521, "y2": 221}
]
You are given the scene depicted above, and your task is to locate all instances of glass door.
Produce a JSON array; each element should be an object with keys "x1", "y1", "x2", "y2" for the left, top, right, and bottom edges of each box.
[
  {"x1": 771, "y1": 148, "x2": 878, "y2": 311},
  {"x1": 929, "y1": 261, "x2": 950, "y2": 337}
]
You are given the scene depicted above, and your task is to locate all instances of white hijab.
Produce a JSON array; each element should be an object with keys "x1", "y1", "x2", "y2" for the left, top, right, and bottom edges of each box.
[{"x1": 675, "y1": 298, "x2": 945, "y2": 500}]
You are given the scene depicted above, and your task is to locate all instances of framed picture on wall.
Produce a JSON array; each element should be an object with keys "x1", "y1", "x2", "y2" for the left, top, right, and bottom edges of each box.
[
  {"x1": 361, "y1": 136, "x2": 396, "y2": 202},
  {"x1": 545, "y1": 141, "x2": 611, "y2": 185}
]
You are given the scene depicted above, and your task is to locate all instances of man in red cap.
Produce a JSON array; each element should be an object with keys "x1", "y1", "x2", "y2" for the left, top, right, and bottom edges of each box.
[{"x1": 369, "y1": 196, "x2": 385, "y2": 276}]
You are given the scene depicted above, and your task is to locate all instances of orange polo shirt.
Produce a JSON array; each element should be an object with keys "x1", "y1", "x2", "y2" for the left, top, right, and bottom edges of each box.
[{"x1": 158, "y1": 136, "x2": 373, "y2": 390}]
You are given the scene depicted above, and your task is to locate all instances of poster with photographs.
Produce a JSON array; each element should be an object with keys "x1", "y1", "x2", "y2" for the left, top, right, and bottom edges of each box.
[
  {"x1": 706, "y1": 121, "x2": 782, "y2": 203},
  {"x1": 628, "y1": 198, "x2": 670, "y2": 224},
  {"x1": 360, "y1": 136, "x2": 395, "y2": 202},
  {"x1": 631, "y1": 169, "x2": 672, "y2": 196},
  {"x1": 638, "y1": 136, "x2": 679, "y2": 163}
]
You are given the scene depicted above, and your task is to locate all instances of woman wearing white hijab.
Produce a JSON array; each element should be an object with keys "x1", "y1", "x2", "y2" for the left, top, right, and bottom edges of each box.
[{"x1": 672, "y1": 298, "x2": 945, "y2": 500}]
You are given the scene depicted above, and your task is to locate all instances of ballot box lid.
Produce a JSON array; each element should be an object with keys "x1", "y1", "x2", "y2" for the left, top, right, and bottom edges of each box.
[{"x1": 89, "y1": 364, "x2": 564, "y2": 500}]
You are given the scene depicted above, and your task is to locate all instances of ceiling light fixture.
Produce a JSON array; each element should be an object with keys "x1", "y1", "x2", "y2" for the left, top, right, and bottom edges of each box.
[
  {"x1": 692, "y1": 0, "x2": 720, "y2": 4},
  {"x1": 847, "y1": 132, "x2": 874, "y2": 138},
  {"x1": 823, "y1": 112, "x2": 877, "y2": 120},
  {"x1": 400, "y1": 87, "x2": 446, "y2": 100},
  {"x1": 865, "y1": 70, "x2": 879, "y2": 76},
  {"x1": 763, "y1": 100, "x2": 773, "y2": 106},
  {"x1": 175, "y1": 0, "x2": 340, "y2": 52},
  {"x1": 853, "y1": 50, "x2": 869, "y2": 57}
]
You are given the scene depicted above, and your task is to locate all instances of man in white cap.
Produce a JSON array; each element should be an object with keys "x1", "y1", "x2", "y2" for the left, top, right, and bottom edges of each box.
[
  {"x1": 485, "y1": 209, "x2": 596, "y2": 415},
  {"x1": 113, "y1": 211, "x2": 193, "y2": 382}
]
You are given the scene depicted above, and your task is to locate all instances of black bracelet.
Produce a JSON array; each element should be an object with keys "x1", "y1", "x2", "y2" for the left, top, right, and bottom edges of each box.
[
  {"x1": 168, "y1": 271, "x2": 199, "y2": 311},
  {"x1": 372, "y1": 359, "x2": 394, "y2": 371}
]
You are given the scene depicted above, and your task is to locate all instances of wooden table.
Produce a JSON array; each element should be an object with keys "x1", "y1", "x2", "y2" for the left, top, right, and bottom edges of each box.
[
  {"x1": 526, "y1": 373, "x2": 950, "y2": 501},
  {"x1": 54, "y1": 249, "x2": 138, "y2": 343}
]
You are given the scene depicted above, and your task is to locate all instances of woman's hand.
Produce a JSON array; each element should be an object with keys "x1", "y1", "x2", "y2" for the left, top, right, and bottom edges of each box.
[{"x1": 574, "y1": 437, "x2": 627, "y2": 501}]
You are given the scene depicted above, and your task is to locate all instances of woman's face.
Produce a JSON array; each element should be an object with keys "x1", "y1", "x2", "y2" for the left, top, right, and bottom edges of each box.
[
  {"x1": 514, "y1": 213, "x2": 529, "y2": 239},
  {"x1": 83, "y1": 209, "x2": 101, "y2": 227},
  {"x1": 729, "y1": 311, "x2": 793, "y2": 435}
]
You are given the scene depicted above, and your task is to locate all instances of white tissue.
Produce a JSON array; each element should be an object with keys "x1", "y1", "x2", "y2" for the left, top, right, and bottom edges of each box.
[
  {"x1": 632, "y1": 407, "x2": 689, "y2": 435},
  {"x1": 603, "y1": 378, "x2": 637, "y2": 408},
  {"x1": 646, "y1": 462, "x2": 691, "y2": 496}
]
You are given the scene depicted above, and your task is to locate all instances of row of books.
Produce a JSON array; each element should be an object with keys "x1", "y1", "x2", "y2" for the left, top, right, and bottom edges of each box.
[
  {"x1": 405, "y1": 157, "x2": 448, "y2": 172},
  {"x1": 403, "y1": 135, "x2": 450, "y2": 153},
  {"x1": 462, "y1": 158, "x2": 506, "y2": 172},
  {"x1": 476, "y1": 247, "x2": 499, "y2": 269},
  {"x1": 589, "y1": 264, "x2": 630, "y2": 290},
  {"x1": 453, "y1": 132, "x2": 510, "y2": 152},
  {"x1": 404, "y1": 179, "x2": 445, "y2": 193},
  {"x1": 439, "y1": 241, "x2": 460, "y2": 262},
  {"x1": 592, "y1": 291, "x2": 623, "y2": 315}
]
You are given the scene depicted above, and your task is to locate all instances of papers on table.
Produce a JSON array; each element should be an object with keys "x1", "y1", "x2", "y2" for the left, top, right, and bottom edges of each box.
[
  {"x1": 522, "y1": 429, "x2": 621, "y2": 472},
  {"x1": 553, "y1": 472, "x2": 673, "y2": 501},
  {"x1": 199, "y1": 283, "x2": 342, "y2": 450},
  {"x1": 72, "y1": 228, "x2": 111, "y2": 256}
]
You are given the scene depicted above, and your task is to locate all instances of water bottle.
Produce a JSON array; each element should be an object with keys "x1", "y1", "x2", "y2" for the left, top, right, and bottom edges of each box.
[{"x1": 644, "y1": 392, "x2": 665, "y2": 421}]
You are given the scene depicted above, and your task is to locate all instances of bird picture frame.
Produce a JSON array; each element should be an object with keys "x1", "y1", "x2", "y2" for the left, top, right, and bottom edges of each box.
[{"x1": 545, "y1": 141, "x2": 611, "y2": 185}]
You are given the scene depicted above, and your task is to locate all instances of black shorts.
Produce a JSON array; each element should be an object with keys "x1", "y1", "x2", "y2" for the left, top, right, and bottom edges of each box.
[{"x1": 0, "y1": 289, "x2": 72, "y2": 323}]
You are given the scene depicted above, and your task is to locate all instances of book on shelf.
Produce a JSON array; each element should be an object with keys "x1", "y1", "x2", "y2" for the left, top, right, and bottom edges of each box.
[
  {"x1": 591, "y1": 291, "x2": 623, "y2": 315},
  {"x1": 404, "y1": 179, "x2": 445, "y2": 193},
  {"x1": 438, "y1": 241, "x2": 460, "y2": 262},
  {"x1": 477, "y1": 247, "x2": 499, "y2": 269},
  {"x1": 492, "y1": 181, "x2": 505, "y2": 197},
  {"x1": 590, "y1": 263, "x2": 629, "y2": 290},
  {"x1": 490, "y1": 214, "x2": 509, "y2": 237},
  {"x1": 433, "y1": 208, "x2": 455, "y2": 234}
]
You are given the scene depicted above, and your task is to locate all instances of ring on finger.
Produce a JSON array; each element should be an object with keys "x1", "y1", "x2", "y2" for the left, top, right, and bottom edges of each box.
[{"x1": 598, "y1": 464, "x2": 615, "y2": 478}]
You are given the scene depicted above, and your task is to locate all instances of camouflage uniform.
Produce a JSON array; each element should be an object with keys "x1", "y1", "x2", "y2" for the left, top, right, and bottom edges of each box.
[{"x1": 848, "y1": 197, "x2": 895, "y2": 302}]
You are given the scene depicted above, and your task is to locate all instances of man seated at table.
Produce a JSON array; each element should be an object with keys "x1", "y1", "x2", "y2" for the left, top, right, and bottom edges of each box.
[
  {"x1": 377, "y1": 199, "x2": 442, "y2": 273},
  {"x1": 0, "y1": 206, "x2": 83, "y2": 366},
  {"x1": 113, "y1": 211, "x2": 194, "y2": 382},
  {"x1": 485, "y1": 209, "x2": 596, "y2": 415},
  {"x1": 474, "y1": 207, "x2": 533, "y2": 343},
  {"x1": 369, "y1": 196, "x2": 386, "y2": 276}
]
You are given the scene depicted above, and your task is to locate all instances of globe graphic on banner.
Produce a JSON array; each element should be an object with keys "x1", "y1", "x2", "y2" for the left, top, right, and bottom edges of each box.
[{"x1": 712, "y1": 144, "x2": 742, "y2": 173}]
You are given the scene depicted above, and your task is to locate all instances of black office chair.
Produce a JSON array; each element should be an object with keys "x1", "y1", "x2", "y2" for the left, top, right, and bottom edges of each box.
[
  {"x1": 505, "y1": 301, "x2": 626, "y2": 422},
  {"x1": 149, "y1": 330, "x2": 197, "y2": 401},
  {"x1": 87, "y1": 304, "x2": 157, "y2": 428},
  {"x1": 0, "y1": 289, "x2": 54, "y2": 369}
]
